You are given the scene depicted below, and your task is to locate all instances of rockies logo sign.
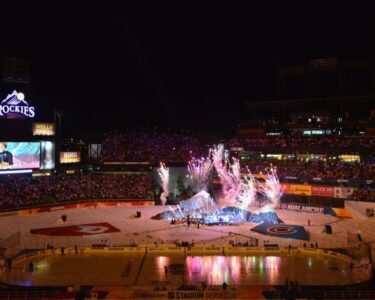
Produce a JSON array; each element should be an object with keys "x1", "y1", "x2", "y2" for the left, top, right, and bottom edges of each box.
[{"x1": 0, "y1": 90, "x2": 36, "y2": 119}]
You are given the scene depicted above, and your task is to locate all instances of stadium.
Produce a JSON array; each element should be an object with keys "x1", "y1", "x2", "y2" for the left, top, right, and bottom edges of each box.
[
  {"x1": 1, "y1": 100, "x2": 375, "y2": 299},
  {"x1": 2, "y1": 2, "x2": 375, "y2": 300}
]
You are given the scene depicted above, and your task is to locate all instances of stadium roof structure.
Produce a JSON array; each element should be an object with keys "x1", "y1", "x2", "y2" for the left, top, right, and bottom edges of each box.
[{"x1": 243, "y1": 95, "x2": 375, "y2": 120}]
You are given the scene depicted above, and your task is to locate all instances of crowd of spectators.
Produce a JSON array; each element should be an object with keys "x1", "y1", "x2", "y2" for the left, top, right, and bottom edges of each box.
[
  {"x1": 0, "y1": 173, "x2": 152, "y2": 210},
  {"x1": 228, "y1": 136, "x2": 375, "y2": 150},
  {"x1": 244, "y1": 159, "x2": 375, "y2": 180},
  {"x1": 349, "y1": 188, "x2": 375, "y2": 201},
  {"x1": 243, "y1": 157, "x2": 375, "y2": 201},
  {"x1": 100, "y1": 128, "x2": 202, "y2": 162}
]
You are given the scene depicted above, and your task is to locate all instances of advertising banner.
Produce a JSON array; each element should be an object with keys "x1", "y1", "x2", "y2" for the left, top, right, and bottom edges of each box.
[
  {"x1": 311, "y1": 185, "x2": 334, "y2": 197},
  {"x1": 334, "y1": 187, "x2": 355, "y2": 199},
  {"x1": 32, "y1": 123, "x2": 55, "y2": 136},
  {"x1": 289, "y1": 184, "x2": 312, "y2": 196},
  {"x1": 280, "y1": 183, "x2": 291, "y2": 194},
  {"x1": 277, "y1": 203, "x2": 326, "y2": 214},
  {"x1": 0, "y1": 142, "x2": 40, "y2": 170},
  {"x1": 60, "y1": 151, "x2": 81, "y2": 164}
]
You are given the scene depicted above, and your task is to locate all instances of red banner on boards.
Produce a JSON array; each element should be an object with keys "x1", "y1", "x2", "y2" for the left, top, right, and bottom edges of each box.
[
  {"x1": 280, "y1": 183, "x2": 290, "y2": 194},
  {"x1": 311, "y1": 185, "x2": 334, "y2": 197}
]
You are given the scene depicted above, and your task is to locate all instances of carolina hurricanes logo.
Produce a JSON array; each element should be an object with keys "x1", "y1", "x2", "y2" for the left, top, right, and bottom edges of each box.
[
  {"x1": 267, "y1": 226, "x2": 297, "y2": 235},
  {"x1": 77, "y1": 225, "x2": 110, "y2": 234},
  {"x1": 31, "y1": 222, "x2": 120, "y2": 236}
]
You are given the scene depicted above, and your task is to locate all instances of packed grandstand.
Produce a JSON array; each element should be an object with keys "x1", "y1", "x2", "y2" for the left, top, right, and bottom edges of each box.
[
  {"x1": 100, "y1": 128, "x2": 202, "y2": 162},
  {"x1": 1, "y1": 128, "x2": 375, "y2": 210},
  {"x1": 228, "y1": 135, "x2": 375, "y2": 150},
  {"x1": 0, "y1": 174, "x2": 152, "y2": 210},
  {"x1": 243, "y1": 158, "x2": 375, "y2": 180}
]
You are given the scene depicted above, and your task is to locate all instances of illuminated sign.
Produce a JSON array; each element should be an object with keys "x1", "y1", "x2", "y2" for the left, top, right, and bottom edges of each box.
[
  {"x1": 230, "y1": 147, "x2": 244, "y2": 152},
  {"x1": 32, "y1": 123, "x2": 56, "y2": 136},
  {"x1": 266, "y1": 154, "x2": 282, "y2": 160},
  {"x1": 0, "y1": 169, "x2": 33, "y2": 175},
  {"x1": 289, "y1": 184, "x2": 312, "y2": 196},
  {"x1": 60, "y1": 151, "x2": 81, "y2": 164},
  {"x1": 339, "y1": 154, "x2": 360, "y2": 163},
  {"x1": 40, "y1": 141, "x2": 55, "y2": 169},
  {"x1": 334, "y1": 187, "x2": 355, "y2": 199},
  {"x1": 0, "y1": 90, "x2": 35, "y2": 118}
]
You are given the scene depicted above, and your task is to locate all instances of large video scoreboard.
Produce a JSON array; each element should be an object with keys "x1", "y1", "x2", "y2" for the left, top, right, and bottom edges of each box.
[
  {"x1": 0, "y1": 141, "x2": 55, "y2": 174},
  {"x1": 0, "y1": 89, "x2": 57, "y2": 174}
]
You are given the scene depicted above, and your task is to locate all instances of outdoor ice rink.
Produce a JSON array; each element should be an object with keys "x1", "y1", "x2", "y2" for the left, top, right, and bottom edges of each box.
[
  {"x1": 0, "y1": 203, "x2": 374, "y2": 287},
  {"x1": 1, "y1": 204, "x2": 374, "y2": 249},
  {"x1": 1, "y1": 251, "x2": 366, "y2": 286}
]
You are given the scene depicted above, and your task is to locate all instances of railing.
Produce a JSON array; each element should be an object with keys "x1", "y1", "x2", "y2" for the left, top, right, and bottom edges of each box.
[
  {"x1": 8, "y1": 245, "x2": 362, "y2": 268},
  {"x1": 228, "y1": 231, "x2": 259, "y2": 244},
  {"x1": 266, "y1": 289, "x2": 375, "y2": 299},
  {"x1": 0, "y1": 291, "x2": 74, "y2": 299}
]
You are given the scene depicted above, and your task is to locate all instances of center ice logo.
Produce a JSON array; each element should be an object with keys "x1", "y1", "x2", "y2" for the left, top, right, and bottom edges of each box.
[
  {"x1": 266, "y1": 226, "x2": 298, "y2": 235},
  {"x1": 77, "y1": 225, "x2": 110, "y2": 234}
]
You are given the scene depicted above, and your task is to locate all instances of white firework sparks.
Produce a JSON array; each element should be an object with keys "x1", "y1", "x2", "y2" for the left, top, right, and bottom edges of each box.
[
  {"x1": 239, "y1": 167, "x2": 257, "y2": 211},
  {"x1": 161, "y1": 146, "x2": 282, "y2": 224},
  {"x1": 212, "y1": 145, "x2": 242, "y2": 207},
  {"x1": 258, "y1": 167, "x2": 282, "y2": 208},
  {"x1": 158, "y1": 162, "x2": 170, "y2": 205},
  {"x1": 187, "y1": 156, "x2": 213, "y2": 193}
]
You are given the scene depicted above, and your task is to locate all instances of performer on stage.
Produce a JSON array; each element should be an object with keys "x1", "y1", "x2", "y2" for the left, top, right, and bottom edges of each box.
[{"x1": 0, "y1": 142, "x2": 13, "y2": 168}]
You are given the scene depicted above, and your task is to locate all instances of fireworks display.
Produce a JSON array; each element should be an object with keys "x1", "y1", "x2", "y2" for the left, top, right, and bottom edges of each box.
[
  {"x1": 157, "y1": 145, "x2": 283, "y2": 224},
  {"x1": 238, "y1": 167, "x2": 257, "y2": 217},
  {"x1": 257, "y1": 167, "x2": 283, "y2": 209},
  {"x1": 212, "y1": 145, "x2": 242, "y2": 207},
  {"x1": 157, "y1": 162, "x2": 170, "y2": 205},
  {"x1": 187, "y1": 154, "x2": 213, "y2": 193}
]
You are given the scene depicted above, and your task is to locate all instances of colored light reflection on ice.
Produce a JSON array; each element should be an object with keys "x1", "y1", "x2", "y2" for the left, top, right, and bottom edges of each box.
[
  {"x1": 185, "y1": 256, "x2": 248, "y2": 285},
  {"x1": 156, "y1": 256, "x2": 171, "y2": 281},
  {"x1": 151, "y1": 254, "x2": 357, "y2": 286},
  {"x1": 265, "y1": 256, "x2": 280, "y2": 284},
  {"x1": 308, "y1": 257, "x2": 312, "y2": 268},
  {"x1": 185, "y1": 256, "x2": 239, "y2": 285},
  {"x1": 182, "y1": 255, "x2": 283, "y2": 285}
]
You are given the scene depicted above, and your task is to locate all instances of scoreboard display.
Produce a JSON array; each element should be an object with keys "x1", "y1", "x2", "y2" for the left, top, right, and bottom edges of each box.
[
  {"x1": 0, "y1": 141, "x2": 40, "y2": 170},
  {"x1": 0, "y1": 141, "x2": 55, "y2": 173}
]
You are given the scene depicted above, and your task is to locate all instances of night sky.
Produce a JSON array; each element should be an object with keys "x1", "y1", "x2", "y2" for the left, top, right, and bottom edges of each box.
[{"x1": 1, "y1": 1, "x2": 375, "y2": 139}]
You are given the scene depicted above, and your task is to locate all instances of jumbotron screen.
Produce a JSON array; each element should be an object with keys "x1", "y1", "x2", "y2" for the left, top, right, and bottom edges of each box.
[{"x1": 0, "y1": 141, "x2": 40, "y2": 170}]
